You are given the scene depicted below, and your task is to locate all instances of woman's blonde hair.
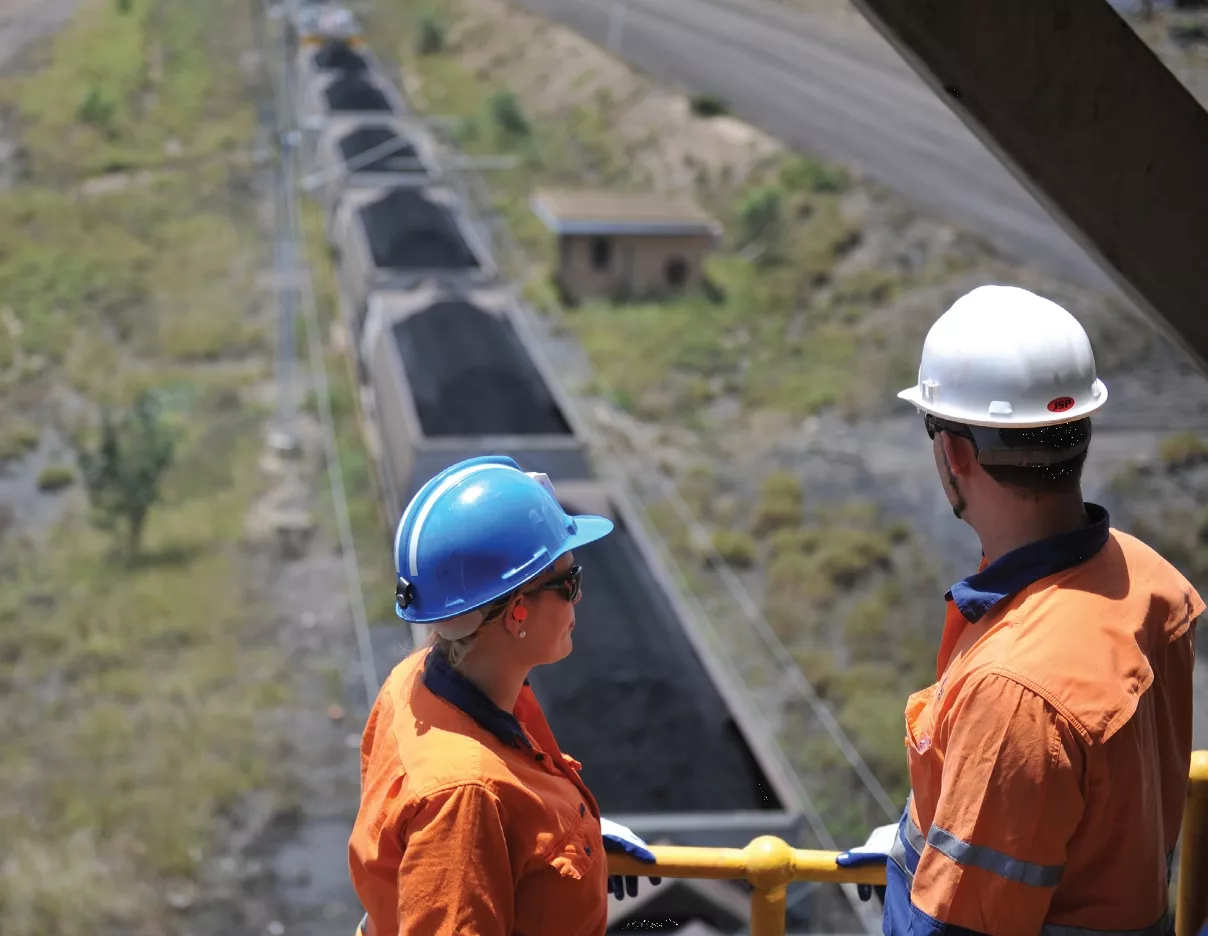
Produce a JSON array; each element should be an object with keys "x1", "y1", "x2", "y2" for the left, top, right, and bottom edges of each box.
[{"x1": 427, "y1": 592, "x2": 514, "y2": 670}]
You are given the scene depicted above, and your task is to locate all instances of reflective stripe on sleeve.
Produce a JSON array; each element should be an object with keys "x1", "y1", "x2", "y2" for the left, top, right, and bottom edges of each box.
[{"x1": 925, "y1": 825, "x2": 1065, "y2": 888}]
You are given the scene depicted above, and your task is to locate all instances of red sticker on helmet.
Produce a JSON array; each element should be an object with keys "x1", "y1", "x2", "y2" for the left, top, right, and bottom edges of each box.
[{"x1": 1047, "y1": 396, "x2": 1075, "y2": 413}]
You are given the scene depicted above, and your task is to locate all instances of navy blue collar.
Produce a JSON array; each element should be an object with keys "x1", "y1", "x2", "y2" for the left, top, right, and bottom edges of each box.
[
  {"x1": 948, "y1": 502, "x2": 1111, "y2": 623},
  {"x1": 421, "y1": 649, "x2": 531, "y2": 749}
]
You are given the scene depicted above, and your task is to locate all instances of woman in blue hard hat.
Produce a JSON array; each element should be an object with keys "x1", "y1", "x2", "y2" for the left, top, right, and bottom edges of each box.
[{"x1": 348, "y1": 455, "x2": 660, "y2": 936}]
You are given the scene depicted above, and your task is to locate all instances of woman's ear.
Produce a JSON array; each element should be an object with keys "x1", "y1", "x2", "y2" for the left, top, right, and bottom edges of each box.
[{"x1": 502, "y1": 597, "x2": 527, "y2": 637}]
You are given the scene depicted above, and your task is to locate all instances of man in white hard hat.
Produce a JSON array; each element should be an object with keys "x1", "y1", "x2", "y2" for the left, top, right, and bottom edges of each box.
[{"x1": 836, "y1": 285, "x2": 1202, "y2": 936}]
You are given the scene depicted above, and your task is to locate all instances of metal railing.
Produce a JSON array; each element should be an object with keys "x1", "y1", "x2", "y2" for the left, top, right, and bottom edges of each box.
[{"x1": 608, "y1": 749, "x2": 1208, "y2": 936}]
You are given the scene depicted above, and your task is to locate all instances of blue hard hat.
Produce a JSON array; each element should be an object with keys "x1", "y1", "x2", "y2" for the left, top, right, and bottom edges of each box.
[{"x1": 393, "y1": 455, "x2": 614, "y2": 624}]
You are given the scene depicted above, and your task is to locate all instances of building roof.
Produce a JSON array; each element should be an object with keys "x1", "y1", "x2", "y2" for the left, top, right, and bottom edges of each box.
[{"x1": 532, "y1": 188, "x2": 722, "y2": 237}]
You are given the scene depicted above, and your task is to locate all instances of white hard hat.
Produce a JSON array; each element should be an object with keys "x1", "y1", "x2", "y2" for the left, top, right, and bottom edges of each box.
[{"x1": 897, "y1": 285, "x2": 1107, "y2": 428}]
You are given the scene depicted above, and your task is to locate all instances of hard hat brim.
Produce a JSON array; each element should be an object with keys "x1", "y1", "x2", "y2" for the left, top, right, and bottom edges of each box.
[{"x1": 896, "y1": 382, "x2": 1108, "y2": 429}]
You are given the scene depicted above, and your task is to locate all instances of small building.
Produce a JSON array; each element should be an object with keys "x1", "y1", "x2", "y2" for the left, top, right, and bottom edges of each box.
[{"x1": 531, "y1": 188, "x2": 722, "y2": 304}]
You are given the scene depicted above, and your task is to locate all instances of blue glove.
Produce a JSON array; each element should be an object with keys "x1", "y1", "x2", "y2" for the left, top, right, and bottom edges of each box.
[
  {"x1": 600, "y1": 817, "x2": 662, "y2": 900},
  {"x1": 835, "y1": 822, "x2": 896, "y2": 903}
]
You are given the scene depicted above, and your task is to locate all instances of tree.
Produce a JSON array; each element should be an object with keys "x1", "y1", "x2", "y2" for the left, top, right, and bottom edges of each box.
[{"x1": 78, "y1": 391, "x2": 177, "y2": 560}]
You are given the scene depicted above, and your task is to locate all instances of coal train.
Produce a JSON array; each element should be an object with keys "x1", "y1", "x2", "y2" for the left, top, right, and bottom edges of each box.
[{"x1": 276, "y1": 1, "x2": 823, "y2": 931}]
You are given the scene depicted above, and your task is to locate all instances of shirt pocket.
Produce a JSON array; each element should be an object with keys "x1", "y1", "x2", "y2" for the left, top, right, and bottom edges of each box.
[
  {"x1": 904, "y1": 682, "x2": 941, "y2": 818},
  {"x1": 544, "y1": 812, "x2": 599, "y2": 881},
  {"x1": 534, "y1": 814, "x2": 607, "y2": 936}
]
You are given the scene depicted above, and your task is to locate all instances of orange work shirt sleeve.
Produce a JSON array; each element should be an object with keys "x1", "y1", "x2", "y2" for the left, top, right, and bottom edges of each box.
[
  {"x1": 395, "y1": 782, "x2": 516, "y2": 936},
  {"x1": 912, "y1": 672, "x2": 1087, "y2": 935}
]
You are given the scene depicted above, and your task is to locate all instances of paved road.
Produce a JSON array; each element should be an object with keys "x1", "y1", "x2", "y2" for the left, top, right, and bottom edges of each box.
[{"x1": 514, "y1": 0, "x2": 1117, "y2": 292}]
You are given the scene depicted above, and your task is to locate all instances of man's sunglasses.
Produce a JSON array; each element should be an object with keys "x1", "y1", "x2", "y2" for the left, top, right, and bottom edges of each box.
[
  {"x1": 527, "y1": 565, "x2": 583, "y2": 603},
  {"x1": 924, "y1": 414, "x2": 975, "y2": 443}
]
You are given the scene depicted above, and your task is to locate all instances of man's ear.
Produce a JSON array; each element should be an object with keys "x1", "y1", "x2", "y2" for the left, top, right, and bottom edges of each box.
[{"x1": 941, "y1": 431, "x2": 978, "y2": 477}]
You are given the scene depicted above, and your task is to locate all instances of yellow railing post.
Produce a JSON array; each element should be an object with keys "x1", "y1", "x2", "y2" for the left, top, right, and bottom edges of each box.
[
  {"x1": 1177, "y1": 750, "x2": 1208, "y2": 936},
  {"x1": 743, "y1": 836, "x2": 796, "y2": 936}
]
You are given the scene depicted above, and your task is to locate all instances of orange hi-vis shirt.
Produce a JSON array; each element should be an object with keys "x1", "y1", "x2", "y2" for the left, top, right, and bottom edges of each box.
[
  {"x1": 885, "y1": 504, "x2": 1202, "y2": 936},
  {"x1": 349, "y1": 648, "x2": 609, "y2": 936}
]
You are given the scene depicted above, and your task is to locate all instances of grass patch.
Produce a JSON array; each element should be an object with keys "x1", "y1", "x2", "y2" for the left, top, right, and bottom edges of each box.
[
  {"x1": 36, "y1": 464, "x2": 75, "y2": 491},
  {"x1": 690, "y1": 92, "x2": 729, "y2": 118},
  {"x1": 0, "y1": 0, "x2": 284, "y2": 932},
  {"x1": 0, "y1": 416, "x2": 41, "y2": 461},
  {"x1": 1158, "y1": 431, "x2": 1208, "y2": 470}
]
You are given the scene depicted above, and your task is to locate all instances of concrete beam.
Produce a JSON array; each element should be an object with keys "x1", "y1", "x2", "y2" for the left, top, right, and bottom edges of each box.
[{"x1": 846, "y1": 0, "x2": 1208, "y2": 374}]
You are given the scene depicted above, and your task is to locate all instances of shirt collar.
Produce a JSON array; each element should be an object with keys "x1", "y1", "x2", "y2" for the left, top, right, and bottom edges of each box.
[
  {"x1": 948, "y1": 502, "x2": 1111, "y2": 623},
  {"x1": 421, "y1": 649, "x2": 532, "y2": 748}
]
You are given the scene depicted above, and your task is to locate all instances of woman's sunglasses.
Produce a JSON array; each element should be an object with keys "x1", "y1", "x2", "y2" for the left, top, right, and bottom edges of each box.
[{"x1": 528, "y1": 565, "x2": 583, "y2": 603}]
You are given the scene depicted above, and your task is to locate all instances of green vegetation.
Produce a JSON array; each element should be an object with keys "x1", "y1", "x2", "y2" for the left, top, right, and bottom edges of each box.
[
  {"x1": 1158, "y1": 431, "x2": 1208, "y2": 470},
  {"x1": 36, "y1": 464, "x2": 75, "y2": 492},
  {"x1": 709, "y1": 527, "x2": 757, "y2": 568},
  {"x1": 752, "y1": 470, "x2": 804, "y2": 535},
  {"x1": 78, "y1": 392, "x2": 178, "y2": 560},
  {"x1": 0, "y1": 417, "x2": 41, "y2": 462},
  {"x1": 690, "y1": 92, "x2": 729, "y2": 118},
  {"x1": 417, "y1": 12, "x2": 447, "y2": 54},
  {"x1": 0, "y1": 0, "x2": 287, "y2": 933},
  {"x1": 488, "y1": 89, "x2": 531, "y2": 139}
]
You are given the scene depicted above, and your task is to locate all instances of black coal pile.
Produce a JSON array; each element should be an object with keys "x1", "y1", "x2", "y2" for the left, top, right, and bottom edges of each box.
[
  {"x1": 314, "y1": 39, "x2": 369, "y2": 73},
  {"x1": 392, "y1": 301, "x2": 573, "y2": 438},
  {"x1": 339, "y1": 126, "x2": 423, "y2": 175},
  {"x1": 324, "y1": 75, "x2": 392, "y2": 112},
  {"x1": 527, "y1": 517, "x2": 782, "y2": 815},
  {"x1": 359, "y1": 188, "x2": 480, "y2": 271}
]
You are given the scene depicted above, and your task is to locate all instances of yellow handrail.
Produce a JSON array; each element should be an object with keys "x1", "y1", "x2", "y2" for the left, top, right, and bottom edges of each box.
[
  {"x1": 1177, "y1": 749, "x2": 1208, "y2": 936},
  {"x1": 609, "y1": 749, "x2": 1208, "y2": 936}
]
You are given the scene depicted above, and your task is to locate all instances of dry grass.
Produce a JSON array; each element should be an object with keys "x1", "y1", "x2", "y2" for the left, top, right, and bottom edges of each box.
[{"x1": 0, "y1": 0, "x2": 291, "y2": 932}]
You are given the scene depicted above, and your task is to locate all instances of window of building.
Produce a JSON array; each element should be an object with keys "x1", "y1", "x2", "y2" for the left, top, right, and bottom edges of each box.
[{"x1": 590, "y1": 237, "x2": 613, "y2": 271}]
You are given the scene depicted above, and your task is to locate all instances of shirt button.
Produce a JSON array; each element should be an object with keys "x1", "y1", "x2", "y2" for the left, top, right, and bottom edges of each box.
[{"x1": 579, "y1": 804, "x2": 585, "y2": 817}]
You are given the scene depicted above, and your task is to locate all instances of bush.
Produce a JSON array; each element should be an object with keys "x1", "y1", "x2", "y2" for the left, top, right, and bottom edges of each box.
[
  {"x1": 780, "y1": 155, "x2": 851, "y2": 195},
  {"x1": 738, "y1": 186, "x2": 784, "y2": 248},
  {"x1": 417, "y1": 13, "x2": 446, "y2": 55},
  {"x1": 36, "y1": 465, "x2": 75, "y2": 492},
  {"x1": 709, "y1": 528, "x2": 756, "y2": 568},
  {"x1": 0, "y1": 418, "x2": 41, "y2": 462},
  {"x1": 752, "y1": 470, "x2": 803, "y2": 536},
  {"x1": 1158, "y1": 431, "x2": 1208, "y2": 471},
  {"x1": 77, "y1": 86, "x2": 117, "y2": 132},
  {"x1": 690, "y1": 93, "x2": 729, "y2": 118},
  {"x1": 489, "y1": 90, "x2": 530, "y2": 139}
]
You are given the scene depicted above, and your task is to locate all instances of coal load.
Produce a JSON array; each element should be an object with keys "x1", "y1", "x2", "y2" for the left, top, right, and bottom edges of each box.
[
  {"x1": 527, "y1": 518, "x2": 782, "y2": 815},
  {"x1": 391, "y1": 301, "x2": 573, "y2": 437},
  {"x1": 314, "y1": 40, "x2": 369, "y2": 73},
  {"x1": 359, "y1": 188, "x2": 479, "y2": 271},
  {"x1": 324, "y1": 75, "x2": 392, "y2": 113}
]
